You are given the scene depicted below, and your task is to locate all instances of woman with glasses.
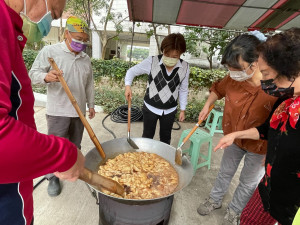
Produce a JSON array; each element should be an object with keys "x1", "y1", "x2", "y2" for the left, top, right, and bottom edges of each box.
[
  {"x1": 197, "y1": 33, "x2": 277, "y2": 225},
  {"x1": 216, "y1": 28, "x2": 300, "y2": 225}
]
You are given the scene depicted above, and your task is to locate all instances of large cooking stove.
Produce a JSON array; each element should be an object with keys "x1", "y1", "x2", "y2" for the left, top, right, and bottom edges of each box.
[{"x1": 98, "y1": 193, "x2": 174, "y2": 225}]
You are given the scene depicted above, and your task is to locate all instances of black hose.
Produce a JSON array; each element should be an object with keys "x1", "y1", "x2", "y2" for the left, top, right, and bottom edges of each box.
[
  {"x1": 102, "y1": 104, "x2": 182, "y2": 138},
  {"x1": 110, "y1": 105, "x2": 143, "y2": 123},
  {"x1": 33, "y1": 177, "x2": 46, "y2": 190},
  {"x1": 102, "y1": 113, "x2": 117, "y2": 139},
  {"x1": 102, "y1": 104, "x2": 143, "y2": 139},
  {"x1": 172, "y1": 120, "x2": 181, "y2": 130}
]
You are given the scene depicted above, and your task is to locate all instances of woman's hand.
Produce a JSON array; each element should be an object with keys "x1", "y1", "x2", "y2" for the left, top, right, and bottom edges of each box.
[
  {"x1": 214, "y1": 133, "x2": 237, "y2": 152},
  {"x1": 179, "y1": 110, "x2": 185, "y2": 122},
  {"x1": 125, "y1": 85, "x2": 132, "y2": 101},
  {"x1": 198, "y1": 104, "x2": 210, "y2": 121}
]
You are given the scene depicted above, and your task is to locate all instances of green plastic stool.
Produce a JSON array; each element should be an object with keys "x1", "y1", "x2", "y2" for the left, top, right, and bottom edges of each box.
[
  {"x1": 178, "y1": 128, "x2": 213, "y2": 172},
  {"x1": 204, "y1": 108, "x2": 223, "y2": 136}
]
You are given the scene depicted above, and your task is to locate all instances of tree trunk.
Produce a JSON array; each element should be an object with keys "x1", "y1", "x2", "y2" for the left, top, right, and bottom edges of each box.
[
  {"x1": 207, "y1": 56, "x2": 213, "y2": 70},
  {"x1": 101, "y1": 38, "x2": 107, "y2": 60},
  {"x1": 152, "y1": 25, "x2": 161, "y2": 54}
]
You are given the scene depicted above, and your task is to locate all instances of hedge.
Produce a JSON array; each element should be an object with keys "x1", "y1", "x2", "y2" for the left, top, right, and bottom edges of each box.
[
  {"x1": 24, "y1": 50, "x2": 226, "y2": 121},
  {"x1": 23, "y1": 50, "x2": 227, "y2": 89}
]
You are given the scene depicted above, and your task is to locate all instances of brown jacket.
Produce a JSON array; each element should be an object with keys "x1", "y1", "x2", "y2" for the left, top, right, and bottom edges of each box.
[{"x1": 210, "y1": 75, "x2": 277, "y2": 154}]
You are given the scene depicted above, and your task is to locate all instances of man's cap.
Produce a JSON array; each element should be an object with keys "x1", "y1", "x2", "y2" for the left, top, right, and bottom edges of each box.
[{"x1": 66, "y1": 16, "x2": 89, "y2": 34}]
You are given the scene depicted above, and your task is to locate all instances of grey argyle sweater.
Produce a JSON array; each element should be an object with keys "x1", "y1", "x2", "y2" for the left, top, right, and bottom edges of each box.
[{"x1": 144, "y1": 55, "x2": 188, "y2": 109}]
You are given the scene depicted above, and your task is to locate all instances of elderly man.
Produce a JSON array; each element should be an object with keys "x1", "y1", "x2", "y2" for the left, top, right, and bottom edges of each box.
[
  {"x1": 0, "y1": 0, "x2": 85, "y2": 225},
  {"x1": 29, "y1": 16, "x2": 95, "y2": 197}
]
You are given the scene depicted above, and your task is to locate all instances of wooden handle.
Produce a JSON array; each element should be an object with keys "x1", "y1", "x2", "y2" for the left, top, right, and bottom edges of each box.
[
  {"x1": 128, "y1": 98, "x2": 131, "y2": 133},
  {"x1": 79, "y1": 167, "x2": 124, "y2": 196},
  {"x1": 182, "y1": 104, "x2": 215, "y2": 144},
  {"x1": 48, "y1": 58, "x2": 105, "y2": 159}
]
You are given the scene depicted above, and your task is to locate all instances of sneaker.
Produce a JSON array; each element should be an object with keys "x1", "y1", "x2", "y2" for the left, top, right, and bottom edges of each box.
[
  {"x1": 197, "y1": 198, "x2": 222, "y2": 216},
  {"x1": 222, "y1": 207, "x2": 241, "y2": 225},
  {"x1": 47, "y1": 177, "x2": 61, "y2": 197}
]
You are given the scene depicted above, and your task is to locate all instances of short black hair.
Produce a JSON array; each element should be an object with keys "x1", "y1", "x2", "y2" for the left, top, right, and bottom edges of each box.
[
  {"x1": 161, "y1": 33, "x2": 186, "y2": 55},
  {"x1": 257, "y1": 27, "x2": 300, "y2": 80},
  {"x1": 221, "y1": 34, "x2": 261, "y2": 69}
]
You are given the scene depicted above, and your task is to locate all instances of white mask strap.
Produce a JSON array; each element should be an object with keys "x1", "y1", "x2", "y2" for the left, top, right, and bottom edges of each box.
[
  {"x1": 23, "y1": 0, "x2": 26, "y2": 14},
  {"x1": 45, "y1": 0, "x2": 49, "y2": 12}
]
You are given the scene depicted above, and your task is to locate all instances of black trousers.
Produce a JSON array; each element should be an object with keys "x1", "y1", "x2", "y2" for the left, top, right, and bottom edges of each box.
[{"x1": 142, "y1": 104, "x2": 177, "y2": 145}]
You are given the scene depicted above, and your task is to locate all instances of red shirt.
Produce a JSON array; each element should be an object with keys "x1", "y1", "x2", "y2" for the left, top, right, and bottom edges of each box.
[{"x1": 0, "y1": 2, "x2": 78, "y2": 224}]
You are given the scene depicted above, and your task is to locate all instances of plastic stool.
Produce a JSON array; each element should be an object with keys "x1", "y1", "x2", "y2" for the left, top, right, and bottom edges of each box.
[
  {"x1": 204, "y1": 108, "x2": 223, "y2": 135},
  {"x1": 178, "y1": 128, "x2": 213, "y2": 172}
]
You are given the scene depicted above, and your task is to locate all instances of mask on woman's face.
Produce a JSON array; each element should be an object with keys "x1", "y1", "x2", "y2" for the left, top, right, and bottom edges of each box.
[
  {"x1": 229, "y1": 63, "x2": 255, "y2": 82},
  {"x1": 21, "y1": 0, "x2": 53, "y2": 43},
  {"x1": 261, "y1": 78, "x2": 295, "y2": 98},
  {"x1": 162, "y1": 55, "x2": 178, "y2": 67}
]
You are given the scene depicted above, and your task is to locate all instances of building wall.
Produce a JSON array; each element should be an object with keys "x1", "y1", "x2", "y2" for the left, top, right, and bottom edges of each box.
[{"x1": 41, "y1": 0, "x2": 214, "y2": 67}]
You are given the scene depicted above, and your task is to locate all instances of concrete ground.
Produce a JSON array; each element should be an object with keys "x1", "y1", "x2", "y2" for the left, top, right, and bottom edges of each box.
[{"x1": 32, "y1": 106, "x2": 243, "y2": 225}]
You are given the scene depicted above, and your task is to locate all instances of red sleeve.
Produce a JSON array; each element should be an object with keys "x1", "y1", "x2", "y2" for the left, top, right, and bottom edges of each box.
[
  {"x1": 0, "y1": 119, "x2": 78, "y2": 183},
  {"x1": 209, "y1": 74, "x2": 230, "y2": 99},
  {"x1": 0, "y1": 2, "x2": 77, "y2": 183}
]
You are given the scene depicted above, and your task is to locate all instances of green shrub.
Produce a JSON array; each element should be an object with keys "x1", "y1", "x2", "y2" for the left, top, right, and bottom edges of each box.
[
  {"x1": 27, "y1": 53, "x2": 226, "y2": 121},
  {"x1": 91, "y1": 58, "x2": 148, "y2": 83},
  {"x1": 94, "y1": 87, "x2": 144, "y2": 114},
  {"x1": 189, "y1": 67, "x2": 227, "y2": 88},
  {"x1": 182, "y1": 98, "x2": 206, "y2": 122},
  {"x1": 23, "y1": 50, "x2": 39, "y2": 72},
  {"x1": 95, "y1": 87, "x2": 208, "y2": 122},
  {"x1": 91, "y1": 58, "x2": 227, "y2": 89},
  {"x1": 32, "y1": 84, "x2": 47, "y2": 94}
]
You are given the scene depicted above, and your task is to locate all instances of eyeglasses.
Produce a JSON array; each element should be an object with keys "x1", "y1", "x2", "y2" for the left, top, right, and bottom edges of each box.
[
  {"x1": 68, "y1": 31, "x2": 90, "y2": 44},
  {"x1": 225, "y1": 63, "x2": 253, "y2": 72}
]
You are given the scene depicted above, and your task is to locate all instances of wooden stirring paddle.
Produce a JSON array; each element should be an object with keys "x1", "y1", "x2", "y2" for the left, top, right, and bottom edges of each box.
[{"x1": 80, "y1": 168, "x2": 124, "y2": 196}]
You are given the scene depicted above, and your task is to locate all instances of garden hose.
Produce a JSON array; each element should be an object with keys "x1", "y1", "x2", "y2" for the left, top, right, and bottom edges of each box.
[
  {"x1": 110, "y1": 105, "x2": 143, "y2": 123},
  {"x1": 33, "y1": 177, "x2": 46, "y2": 190},
  {"x1": 102, "y1": 104, "x2": 181, "y2": 138}
]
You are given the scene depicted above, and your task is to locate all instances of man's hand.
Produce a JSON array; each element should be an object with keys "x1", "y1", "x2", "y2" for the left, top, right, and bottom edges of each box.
[
  {"x1": 125, "y1": 85, "x2": 132, "y2": 101},
  {"x1": 54, "y1": 149, "x2": 85, "y2": 181},
  {"x1": 88, "y1": 108, "x2": 95, "y2": 119},
  {"x1": 44, "y1": 70, "x2": 61, "y2": 83},
  {"x1": 179, "y1": 110, "x2": 185, "y2": 122}
]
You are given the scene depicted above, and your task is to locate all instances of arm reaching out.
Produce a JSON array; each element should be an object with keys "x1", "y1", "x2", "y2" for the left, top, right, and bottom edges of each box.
[
  {"x1": 214, "y1": 128, "x2": 260, "y2": 152},
  {"x1": 198, "y1": 92, "x2": 218, "y2": 121}
]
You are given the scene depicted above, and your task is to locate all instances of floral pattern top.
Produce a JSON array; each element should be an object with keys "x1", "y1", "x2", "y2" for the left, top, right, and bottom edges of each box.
[{"x1": 257, "y1": 96, "x2": 300, "y2": 225}]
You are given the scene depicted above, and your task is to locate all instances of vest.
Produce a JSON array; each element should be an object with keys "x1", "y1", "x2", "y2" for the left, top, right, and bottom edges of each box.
[{"x1": 144, "y1": 55, "x2": 188, "y2": 109}]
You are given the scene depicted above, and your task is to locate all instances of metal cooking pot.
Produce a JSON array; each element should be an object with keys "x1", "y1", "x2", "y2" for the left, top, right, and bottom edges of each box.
[{"x1": 85, "y1": 137, "x2": 194, "y2": 204}]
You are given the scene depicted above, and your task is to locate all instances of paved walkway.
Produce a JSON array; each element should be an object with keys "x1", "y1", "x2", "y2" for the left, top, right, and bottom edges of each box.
[{"x1": 32, "y1": 106, "x2": 242, "y2": 225}]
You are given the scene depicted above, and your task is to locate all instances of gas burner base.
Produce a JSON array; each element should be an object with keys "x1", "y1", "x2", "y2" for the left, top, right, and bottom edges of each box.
[{"x1": 98, "y1": 194, "x2": 174, "y2": 225}]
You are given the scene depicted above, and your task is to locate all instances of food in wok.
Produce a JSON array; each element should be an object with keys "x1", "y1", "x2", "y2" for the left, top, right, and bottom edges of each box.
[{"x1": 98, "y1": 152, "x2": 179, "y2": 199}]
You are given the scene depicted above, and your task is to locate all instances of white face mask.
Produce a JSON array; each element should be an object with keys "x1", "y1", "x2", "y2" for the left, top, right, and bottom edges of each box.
[
  {"x1": 162, "y1": 55, "x2": 178, "y2": 67},
  {"x1": 229, "y1": 63, "x2": 255, "y2": 82}
]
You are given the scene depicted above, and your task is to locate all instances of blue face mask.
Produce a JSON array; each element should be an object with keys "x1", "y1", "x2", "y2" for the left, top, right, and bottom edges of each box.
[{"x1": 21, "y1": 0, "x2": 53, "y2": 43}]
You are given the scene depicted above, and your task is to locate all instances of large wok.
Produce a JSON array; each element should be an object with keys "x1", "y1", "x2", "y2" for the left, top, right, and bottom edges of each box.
[{"x1": 85, "y1": 137, "x2": 194, "y2": 204}]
